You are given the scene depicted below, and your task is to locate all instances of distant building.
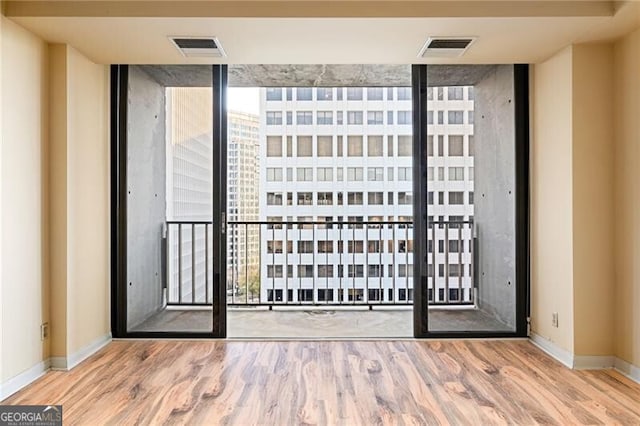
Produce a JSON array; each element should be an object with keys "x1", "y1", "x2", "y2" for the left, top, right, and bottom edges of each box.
[{"x1": 259, "y1": 86, "x2": 475, "y2": 304}]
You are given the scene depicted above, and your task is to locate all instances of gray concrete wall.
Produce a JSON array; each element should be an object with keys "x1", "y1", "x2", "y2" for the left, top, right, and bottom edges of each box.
[
  {"x1": 126, "y1": 65, "x2": 167, "y2": 329},
  {"x1": 474, "y1": 65, "x2": 517, "y2": 329}
]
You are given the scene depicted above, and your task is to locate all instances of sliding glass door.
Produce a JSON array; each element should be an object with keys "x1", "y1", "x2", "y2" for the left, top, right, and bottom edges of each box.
[
  {"x1": 111, "y1": 65, "x2": 227, "y2": 338},
  {"x1": 413, "y1": 64, "x2": 529, "y2": 337}
]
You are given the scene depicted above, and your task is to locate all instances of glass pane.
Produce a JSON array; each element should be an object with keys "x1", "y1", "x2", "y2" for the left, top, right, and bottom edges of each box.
[
  {"x1": 427, "y1": 65, "x2": 516, "y2": 333},
  {"x1": 126, "y1": 65, "x2": 214, "y2": 333}
]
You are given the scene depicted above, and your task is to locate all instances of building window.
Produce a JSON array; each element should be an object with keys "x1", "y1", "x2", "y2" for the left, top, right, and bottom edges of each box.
[
  {"x1": 427, "y1": 87, "x2": 433, "y2": 100},
  {"x1": 438, "y1": 111, "x2": 444, "y2": 125},
  {"x1": 317, "y1": 88, "x2": 332, "y2": 101},
  {"x1": 367, "y1": 135, "x2": 383, "y2": 156},
  {"x1": 267, "y1": 240, "x2": 283, "y2": 254},
  {"x1": 427, "y1": 135, "x2": 433, "y2": 156},
  {"x1": 448, "y1": 167, "x2": 464, "y2": 181},
  {"x1": 367, "y1": 87, "x2": 383, "y2": 100},
  {"x1": 296, "y1": 111, "x2": 313, "y2": 125},
  {"x1": 336, "y1": 111, "x2": 343, "y2": 125},
  {"x1": 469, "y1": 191, "x2": 474, "y2": 204},
  {"x1": 469, "y1": 167, "x2": 474, "y2": 181},
  {"x1": 318, "y1": 266, "x2": 334, "y2": 279},
  {"x1": 296, "y1": 167, "x2": 313, "y2": 181},
  {"x1": 318, "y1": 240, "x2": 334, "y2": 253},
  {"x1": 286, "y1": 111, "x2": 292, "y2": 125},
  {"x1": 468, "y1": 111, "x2": 474, "y2": 124},
  {"x1": 448, "y1": 264, "x2": 463, "y2": 277},
  {"x1": 266, "y1": 111, "x2": 282, "y2": 125},
  {"x1": 468, "y1": 135, "x2": 474, "y2": 156},
  {"x1": 347, "y1": 167, "x2": 363, "y2": 181},
  {"x1": 266, "y1": 136, "x2": 282, "y2": 157},
  {"x1": 427, "y1": 167, "x2": 434, "y2": 181},
  {"x1": 347, "y1": 111, "x2": 363, "y2": 125},
  {"x1": 346, "y1": 88, "x2": 363, "y2": 100},
  {"x1": 397, "y1": 87, "x2": 411, "y2": 100},
  {"x1": 266, "y1": 168, "x2": 283, "y2": 181},
  {"x1": 297, "y1": 192, "x2": 313, "y2": 205},
  {"x1": 347, "y1": 192, "x2": 363, "y2": 205},
  {"x1": 267, "y1": 289, "x2": 283, "y2": 302},
  {"x1": 298, "y1": 265, "x2": 314, "y2": 278},
  {"x1": 398, "y1": 167, "x2": 412, "y2": 181},
  {"x1": 348, "y1": 265, "x2": 364, "y2": 278},
  {"x1": 267, "y1": 265, "x2": 283, "y2": 278},
  {"x1": 367, "y1": 167, "x2": 383, "y2": 181},
  {"x1": 397, "y1": 135, "x2": 412, "y2": 156},
  {"x1": 387, "y1": 167, "x2": 394, "y2": 181},
  {"x1": 387, "y1": 135, "x2": 394, "y2": 156},
  {"x1": 266, "y1": 216, "x2": 283, "y2": 229},
  {"x1": 317, "y1": 167, "x2": 333, "y2": 181},
  {"x1": 267, "y1": 192, "x2": 283, "y2": 205},
  {"x1": 348, "y1": 241, "x2": 364, "y2": 253},
  {"x1": 448, "y1": 110, "x2": 464, "y2": 124},
  {"x1": 297, "y1": 136, "x2": 312, "y2": 157},
  {"x1": 387, "y1": 110, "x2": 394, "y2": 125},
  {"x1": 296, "y1": 87, "x2": 313, "y2": 101},
  {"x1": 317, "y1": 192, "x2": 333, "y2": 205},
  {"x1": 448, "y1": 87, "x2": 464, "y2": 100},
  {"x1": 367, "y1": 111, "x2": 384, "y2": 125},
  {"x1": 336, "y1": 88, "x2": 343, "y2": 100},
  {"x1": 286, "y1": 168, "x2": 293, "y2": 181},
  {"x1": 398, "y1": 192, "x2": 413, "y2": 205},
  {"x1": 368, "y1": 240, "x2": 382, "y2": 253},
  {"x1": 266, "y1": 88, "x2": 282, "y2": 101},
  {"x1": 297, "y1": 241, "x2": 314, "y2": 254},
  {"x1": 368, "y1": 266, "x2": 382, "y2": 278},
  {"x1": 448, "y1": 135, "x2": 464, "y2": 156},
  {"x1": 427, "y1": 111, "x2": 433, "y2": 124},
  {"x1": 317, "y1": 111, "x2": 333, "y2": 125},
  {"x1": 347, "y1": 136, "x2": 363, "y2": 156},
  {"x1": 286, "y1": 136, "x2": 293, "y2": 156},
  {"x1": 387, "y1": 87, "x2": 394, "y2": 100},
  {"x1": 398, "y1": 264, "x2": 413, "y2": 277},
  {"x1": 449, "y1": 191, "x2": 464, "y2": 205},
  {"x1": 368, "y1": 192, "x2": 384, "y2": 205},
  {"x1": 397, "y1": 111, "x2": 412, "y2": 125},
  {"x1": 317, "y1": 136, "x2": 333, "y2": 156}
]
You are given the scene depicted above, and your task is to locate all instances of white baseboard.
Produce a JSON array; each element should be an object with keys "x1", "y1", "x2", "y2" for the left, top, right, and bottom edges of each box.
[
  {"x1": 614, "y1": 357, "x2": 640, "y2": 384},
  {"x1": 0, "y1": 359, "x2": 51, "y2": 401},
  {"x1": 573, "y1": 355, "x2": 616, "y2": 370},
  {"x1": 51, "y1": 333, "x2": 112, "y2": 371},
  {"x1": 529, "y1": 334, "x2": 640, "y2": 384},
  {"x1": 1, "y1": 333, "x2": 112, "y2": 400},
  {"x1": 529, "y1": 333, "x2": 573, "y2": 368}
]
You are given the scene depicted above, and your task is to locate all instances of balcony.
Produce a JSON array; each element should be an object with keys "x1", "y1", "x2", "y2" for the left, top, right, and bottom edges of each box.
[{"x1": 131, "y1": 219, "x2": 514, "y2": 337}]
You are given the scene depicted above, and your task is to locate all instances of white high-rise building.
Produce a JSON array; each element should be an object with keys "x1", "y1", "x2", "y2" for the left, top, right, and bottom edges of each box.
[{"x1": 259, "y1": 86, "x2": 474, "y2": 304}]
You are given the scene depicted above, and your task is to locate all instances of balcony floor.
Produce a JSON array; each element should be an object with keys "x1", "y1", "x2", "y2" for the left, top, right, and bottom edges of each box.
[{"x1": 132, "y1": 306, "x2": 513, "y2": 337}]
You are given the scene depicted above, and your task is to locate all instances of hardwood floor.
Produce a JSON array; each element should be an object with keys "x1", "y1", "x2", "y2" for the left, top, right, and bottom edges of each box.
[{"x1": 4, "y1": 340, "x2": 640, "y2": 425}]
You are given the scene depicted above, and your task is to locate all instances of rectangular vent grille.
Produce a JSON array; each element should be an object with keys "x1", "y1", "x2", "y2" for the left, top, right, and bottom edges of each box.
[
  {"x1": 169, "y1": 36, "x2": 226, "y2": 58},
  {"x1": 418, "y1": 37, "x2": 476, "y2": 58}
]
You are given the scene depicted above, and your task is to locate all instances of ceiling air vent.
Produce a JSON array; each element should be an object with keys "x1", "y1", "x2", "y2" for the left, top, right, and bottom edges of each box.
[
  {"x1": 169, "y1": 36, "x2": 226, "y2": 58},
  {"x1": 418, "y1": 37, "x2": 476, "y2": 58}
]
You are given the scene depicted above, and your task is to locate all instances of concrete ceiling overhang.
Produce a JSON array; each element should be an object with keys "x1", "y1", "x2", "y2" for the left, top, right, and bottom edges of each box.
[
  {"x1": 139, "y1": 64, "x2": 496, "y2": 87},
  {"x1": 4, "y1": 1, "x2": 639, "y2": 65}
]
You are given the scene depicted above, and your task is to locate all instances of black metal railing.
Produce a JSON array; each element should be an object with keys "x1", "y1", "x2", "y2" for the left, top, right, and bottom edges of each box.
[{"x1": 165, "y1": 219, "x2": 475, "y2": 307}]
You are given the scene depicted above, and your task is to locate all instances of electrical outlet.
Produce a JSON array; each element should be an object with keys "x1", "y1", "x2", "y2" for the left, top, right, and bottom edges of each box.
[
  {"x1": 552, "y1": 313, "x2": 559, "y2": 328},
  {"x1": 41, "y1": 322, "x2": 49, "y2": 340}
]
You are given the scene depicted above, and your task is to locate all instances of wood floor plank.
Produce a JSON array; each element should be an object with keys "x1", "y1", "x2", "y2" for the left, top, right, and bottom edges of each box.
[{"x1": 2, "y1": 340, "x2": 640, "y2": 425}]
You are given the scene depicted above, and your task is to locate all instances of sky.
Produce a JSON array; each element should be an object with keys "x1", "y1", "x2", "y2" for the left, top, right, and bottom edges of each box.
[{"x1": 227, "y1": 87, "x2": 260, "y2": 115}]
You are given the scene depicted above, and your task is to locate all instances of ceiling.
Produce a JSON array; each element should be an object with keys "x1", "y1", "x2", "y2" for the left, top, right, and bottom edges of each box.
[{"x1": 4, "y1": 1, "x2": 640, "y2": 65}]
